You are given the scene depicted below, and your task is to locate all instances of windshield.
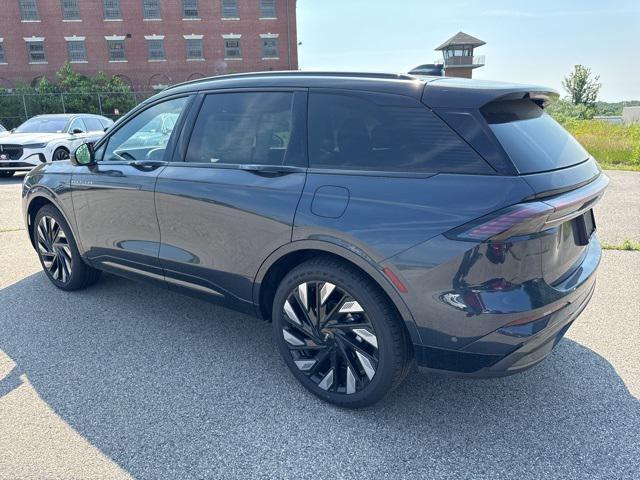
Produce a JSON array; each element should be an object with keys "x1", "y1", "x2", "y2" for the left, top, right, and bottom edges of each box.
[{"x1": 15, "y1": 117, "x2": 68, "y2": 134}]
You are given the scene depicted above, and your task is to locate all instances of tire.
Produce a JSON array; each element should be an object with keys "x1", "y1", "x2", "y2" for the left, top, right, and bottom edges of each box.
[
  {"x1": 52, "y1": 147, "x2": 70, "y2": 162},
  {"x1": 0, "y1": 170, "x2": 15, "y2": 177},
  {"x1": 272, "y1": 256, "x2": 413, "y2": 408},
  {"x1": 34, "y1": 205, "x2": 101, "y2": 291}
]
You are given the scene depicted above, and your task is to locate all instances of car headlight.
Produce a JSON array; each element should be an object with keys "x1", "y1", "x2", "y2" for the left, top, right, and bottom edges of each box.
[{"x1": 23, "y1": 143, "x2": 48, "y2": 149}]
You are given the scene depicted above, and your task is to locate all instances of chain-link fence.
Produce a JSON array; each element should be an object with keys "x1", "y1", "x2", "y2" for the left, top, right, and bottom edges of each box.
[{"x1": 0, "y1": 91, "x2": 156, "y2": 129}]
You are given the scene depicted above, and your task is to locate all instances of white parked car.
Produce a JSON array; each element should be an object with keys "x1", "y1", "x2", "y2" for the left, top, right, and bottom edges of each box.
[{"x1": 0, "y1": 114, "x2": 113, "y2": 177}]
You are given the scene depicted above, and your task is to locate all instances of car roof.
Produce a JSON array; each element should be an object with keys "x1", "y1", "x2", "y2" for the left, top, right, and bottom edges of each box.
[
  {"x1": 155, "y1": 71, "x2": 436, "y2": 100},
  {"x1": 150, "y1": 71, "x2": 557, "y2": 110},
  {"x1": 31, "y1": 113, "x2": 109, "y2": 120}
]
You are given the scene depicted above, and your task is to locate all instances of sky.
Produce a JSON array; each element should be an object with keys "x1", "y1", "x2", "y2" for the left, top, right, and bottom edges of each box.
[{"x1": 297, "y1": 0, "x2": 640, "y2": 102}]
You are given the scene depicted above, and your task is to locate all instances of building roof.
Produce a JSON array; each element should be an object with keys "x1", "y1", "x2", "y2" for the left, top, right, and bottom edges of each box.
[{"x1": 435, "y1": 32, "x2": 485, "y2": 50}]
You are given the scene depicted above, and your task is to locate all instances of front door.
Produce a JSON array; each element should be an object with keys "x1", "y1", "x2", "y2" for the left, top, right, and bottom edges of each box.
[
  {"x1": 154, "y1": 90, "x2": 308, "y2": 311},
  {"x1": 71, "y1": 95, "x2": 191, "y2": 283}
]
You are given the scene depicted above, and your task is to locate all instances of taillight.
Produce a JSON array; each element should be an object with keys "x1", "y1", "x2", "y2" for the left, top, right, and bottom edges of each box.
[
  {"x1": 445, "y1": 202, "x2": 553, "y2": 242},
  {"x1": 445, "y1": 174, "x2": 609, "y2": 243}
]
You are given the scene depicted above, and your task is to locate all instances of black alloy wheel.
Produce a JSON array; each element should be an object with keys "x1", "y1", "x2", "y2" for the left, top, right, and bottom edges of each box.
[
  {"x1": 34, "y1": 205, "x2": 101, "y2": 290},
  {"x1": 36, "y1": 214, "x2": 73, "y2": 283},
  {"x1": 52, "y1": 148, "x2": 70, "y2": 161},
  {"x1": 273, "y1": 257, "x2": 413, "y2": 408}
]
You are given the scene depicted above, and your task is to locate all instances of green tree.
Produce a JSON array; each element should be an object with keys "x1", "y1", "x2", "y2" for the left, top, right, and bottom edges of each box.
[{"x1": 562, "y1": 65, "x2": 601, "y2": 106}]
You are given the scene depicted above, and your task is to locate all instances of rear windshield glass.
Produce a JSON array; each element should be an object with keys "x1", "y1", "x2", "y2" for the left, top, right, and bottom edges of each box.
[{"x1": 482, "y1": 99, "x2": 589, "y2": 174}]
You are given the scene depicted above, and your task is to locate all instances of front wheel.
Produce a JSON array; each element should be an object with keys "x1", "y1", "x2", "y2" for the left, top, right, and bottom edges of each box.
[
  {"x1": 272, "y1": 257, "x2": 413, "y2": 408},
  {"x1": 52, "y1": 147, "x2": 70, "y2": 161},
  {"x1": 34, "y1": 205, "x2": 101, "y2": 290}
]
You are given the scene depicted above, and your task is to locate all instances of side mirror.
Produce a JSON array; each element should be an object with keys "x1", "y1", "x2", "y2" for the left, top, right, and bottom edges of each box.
[
  {"x1": 70, "y1": 143, "x2": 95, "y2": 166},
  {"x1": 71, "y1": 128, "x2": 84, "y2": 134}
]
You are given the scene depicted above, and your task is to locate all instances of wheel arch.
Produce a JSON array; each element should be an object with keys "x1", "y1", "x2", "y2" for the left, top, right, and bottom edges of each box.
[
  {"x1": 253, "y1": 240, "x2": 421, "y2": 344},
  {"x1": 25, "y1": 192, "x2": 77, "y2": 251}
]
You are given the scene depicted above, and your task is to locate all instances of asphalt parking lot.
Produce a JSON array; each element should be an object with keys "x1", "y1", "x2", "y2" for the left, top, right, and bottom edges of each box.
[{"x1": 1, "y1": 171, "x2": 639, "y2": 479}]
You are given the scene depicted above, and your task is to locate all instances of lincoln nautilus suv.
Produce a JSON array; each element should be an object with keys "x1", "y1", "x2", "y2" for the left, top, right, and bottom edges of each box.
[{"x1": 22, "y1": 72, "x2": 608, "y2": 407}]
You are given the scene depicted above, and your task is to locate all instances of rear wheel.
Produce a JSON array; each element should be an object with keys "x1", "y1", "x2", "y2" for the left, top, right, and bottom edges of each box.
[
  {"x1": 272, "y1": 257, "x2": 412, "y2": 408},
  {"x1": 0, "y1": 171, "x2": 15, "y2": 177},
  {"x1": 34, "y1": 205, "x2": 101, "y2": 290}
]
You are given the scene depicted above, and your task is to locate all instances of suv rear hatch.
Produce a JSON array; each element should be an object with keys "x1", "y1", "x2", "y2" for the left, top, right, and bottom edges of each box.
[{"x1": 423, "y1": 79, "x2": 608, "y2": 284}]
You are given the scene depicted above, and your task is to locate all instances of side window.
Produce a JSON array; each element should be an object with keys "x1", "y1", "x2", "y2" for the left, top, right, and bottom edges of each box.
[
  {"x1": 308, "y1": 92, "x2": 492, "y2": 174},
  {"x1": 185, "y1": 92, "x2": 295, "y2": 166},
  {"x1": 102, "y1": 97, "x2": 188, "y2": 162},
  {"x1": 83, "y1": 117, "x2": 104, "y2": 132},
  {"x1": 68, "y1": 118, "x2": 86, "y2": 133}
]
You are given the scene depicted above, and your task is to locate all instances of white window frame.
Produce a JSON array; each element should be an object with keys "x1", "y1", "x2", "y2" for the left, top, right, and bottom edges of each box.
[
  {"x1": 103, "y1": 0, "x2": 122, "y2": 21},
  {"x1": 0, "y1": 39, "x2": 6, "y2": 64},
  {"x1": 20, "y1": 0, "x2": 40, "y2": 22},
  {"x1": 221, "y1": 0, "x2": 239, "y2": 19},
  {"x1": 24, "y1": 37, "x2": 47, "y2": 64},
  {"x1": 105, "y1": 36, "x2": 127, "y2": 62},
  {"x1": 145, "y1": 35, "x2": 166, "y2": 62},
  {"x1": 61, "y1": 0, "x2": 81, "y2": 21},
  {"x1": 182, "y1": 0, "x2": 200, "y2": 19},
  {"x1": 259, "y1": 0, "x2": 277, "y2": 19},
  {"x1": 143, "y1": 0, "x2": 162, "y2": 20},
  {"x1": 65, "y1": 36, "x2": 87, "y2": 63},
  {"x1": 184, "y1": 35, "x2": 204, "y2": 61}
]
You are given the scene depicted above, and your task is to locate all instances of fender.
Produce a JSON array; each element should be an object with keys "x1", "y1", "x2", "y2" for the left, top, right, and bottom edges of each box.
[
  {"x1": 252, "y1": 239, "x2": 421, "y2": 344},
  {"x1": 24, "y1": 187, "x2": 85, "y2": 255}
]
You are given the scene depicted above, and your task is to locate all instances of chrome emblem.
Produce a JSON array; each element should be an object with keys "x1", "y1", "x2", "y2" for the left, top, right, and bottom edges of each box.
[{"x1": 0, "y1": 154, "x2": 6, "y2": 160}]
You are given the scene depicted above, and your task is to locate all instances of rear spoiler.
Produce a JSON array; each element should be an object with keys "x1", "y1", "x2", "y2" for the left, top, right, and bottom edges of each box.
[{"x1": 422, "y1": 78, "x2": 559, "y2": 110}]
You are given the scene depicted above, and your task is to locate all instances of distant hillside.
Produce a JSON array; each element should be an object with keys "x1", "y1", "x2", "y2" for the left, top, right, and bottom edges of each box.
[{"x1": 595, "y1": 101, "x2": 640, "y2": 116}]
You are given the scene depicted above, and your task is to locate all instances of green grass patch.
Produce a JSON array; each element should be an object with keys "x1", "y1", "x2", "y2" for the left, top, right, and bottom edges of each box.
[
  {"x1": 559, "y1": 119, "x2": 640, "y2": 171},
  {"x1": 602, "y1": 238, "x2": 640, "y2": 251}
]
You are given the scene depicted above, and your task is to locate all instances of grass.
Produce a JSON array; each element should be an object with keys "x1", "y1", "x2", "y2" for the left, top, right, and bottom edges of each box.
[
  {"x1": 560, "y1": 119, "x2": 640, "y2": 172},
  {"x1": 602, "y1": 238, "x2": 640, "y2": 251}
]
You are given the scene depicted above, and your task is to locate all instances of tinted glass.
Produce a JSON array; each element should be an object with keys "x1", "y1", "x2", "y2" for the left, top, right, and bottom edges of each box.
[
  {"x1": 483, "y1": 99, "x2": 589, "y2": 174},
  {"x1": 15, "y1": 117, "x2": 68, "y2": 133},
  {"x1": 83, "y1": 117, "x2": 104, "y2": 131},
  {"x1": 186, "y1": 92, "x2": 294, "y2": 166},
  {"x1": 102, "y1": 97, "x2": 188, "y2": 162},
  {"x1": 308, "y1": 92, "x2": 491, "y2": 174}
]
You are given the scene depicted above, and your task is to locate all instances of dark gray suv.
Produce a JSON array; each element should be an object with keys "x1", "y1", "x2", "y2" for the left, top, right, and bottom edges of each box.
[{"x1": 22, "y1": 72, "x2": 608, "y2": 407}]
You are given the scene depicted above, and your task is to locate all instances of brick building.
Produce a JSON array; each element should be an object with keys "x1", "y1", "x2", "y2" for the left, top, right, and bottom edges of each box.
[{"x1": 0, "y1": 0, "x2": 298, "y2": 90}]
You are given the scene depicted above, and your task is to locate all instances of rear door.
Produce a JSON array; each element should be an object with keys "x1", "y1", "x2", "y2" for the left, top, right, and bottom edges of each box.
[{"x1": 155, "y1": 89, "x2": 308, "y2": 310}]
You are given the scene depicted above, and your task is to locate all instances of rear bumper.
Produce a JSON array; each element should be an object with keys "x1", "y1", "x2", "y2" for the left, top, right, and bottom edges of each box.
[{"x1": 412, "y1": 237, "x2": 601, "y2": 376}]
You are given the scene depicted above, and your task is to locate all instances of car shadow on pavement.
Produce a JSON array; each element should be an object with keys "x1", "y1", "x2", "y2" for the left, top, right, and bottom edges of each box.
[{"x1": 1, "y1": 272, "x2": 638, "y2": 479}]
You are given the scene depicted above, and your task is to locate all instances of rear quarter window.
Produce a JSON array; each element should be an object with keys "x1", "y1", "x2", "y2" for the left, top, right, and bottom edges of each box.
[
  {"x1": 482, "y1": 99, "x2": 589, "y2": 174},
  {"x1": 308, "y1": 91, "x2": 493, "y2": 174}
]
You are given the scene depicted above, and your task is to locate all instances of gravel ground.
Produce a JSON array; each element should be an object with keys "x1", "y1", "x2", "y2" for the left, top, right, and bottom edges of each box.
[{"x1": 1, "y1": 172, "x2": 639, "y2": 480}]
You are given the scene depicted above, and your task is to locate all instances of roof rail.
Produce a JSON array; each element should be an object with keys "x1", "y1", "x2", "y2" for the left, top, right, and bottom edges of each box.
[{"x1": 167, "y1": 70, "x2": 420, "y2": 90}]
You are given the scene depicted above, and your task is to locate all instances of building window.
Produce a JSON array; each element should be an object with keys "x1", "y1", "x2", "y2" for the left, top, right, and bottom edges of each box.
[
  {"x1": 147, "y1": 39, "x2": 166, "y2": 61},
  {"x1": 224, "y1": 39, "x2": 241, "y2": 59},
  {"x1": 182, "y1": 0, "x2": 199, "y2": 18},
  {"x1": 0, "y1": 42, "x2": 5, "y2": 63},
  {"x1": 260, "y1": 0, "x2": 276, "y2": 18},
  {"x1": 185, "y1": 38, "x2": 204, "y2": 60},
  {"x1": 103, "y1": 0, "x2": 121, "y2": 20},
  {"x1": 26, "y1": 40, "x2": 46, "y2": 63},
  {"x1": 221, "y1": 0, "x2": 238, "y2": 18},
  {"x1": 262, "y1": 37, "x2": 278, "y2": 58},
  {"x1": 20, "y1": 0, "x2": 40, "y2": 21},
  {"x1": 61, "y1": 0, "x2": 80, "y2": 20},
  {"x1": 143, "y1": 0, "x2": 161, "y2": 20},
  {"x1": 107, "y1": 39, "x2": 126, "y2": 61},
  {"x1": 67, "y1": 40, "x2": 87, "y2": 62}
]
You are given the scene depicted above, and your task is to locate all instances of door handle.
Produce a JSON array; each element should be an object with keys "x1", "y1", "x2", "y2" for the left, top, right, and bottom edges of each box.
[
  {"x1": 238, "y1": 164, "x2": 303, "y2": 175},
  {"x1": 129, "y1": 160, "x2": 167, "y2": 171}
]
